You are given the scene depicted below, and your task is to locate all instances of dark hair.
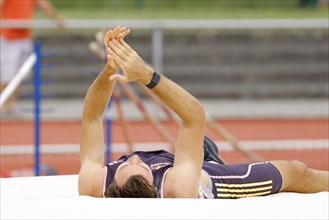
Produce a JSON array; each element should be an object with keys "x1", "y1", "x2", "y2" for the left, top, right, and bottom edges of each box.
[{"x1": 104, "y1": 175, "x2": 158, "y2": 198}]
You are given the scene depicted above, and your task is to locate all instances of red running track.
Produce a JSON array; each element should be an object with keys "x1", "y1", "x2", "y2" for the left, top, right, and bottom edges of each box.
[{"x1": 0, "y1": 118, "x2": 328, "y2": 176}]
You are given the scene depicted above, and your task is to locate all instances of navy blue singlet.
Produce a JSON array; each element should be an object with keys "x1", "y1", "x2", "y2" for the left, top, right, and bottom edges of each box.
[{"x1": 104, "y1": 150, "x2": 282, "y2": 199}]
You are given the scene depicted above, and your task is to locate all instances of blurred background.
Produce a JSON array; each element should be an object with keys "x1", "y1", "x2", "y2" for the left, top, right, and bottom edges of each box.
[
  {"x1": 32, "y1": 0, "x2": 328, "y2": 100},
  {"x1": 1, "y1": 0, "x2": 328, "y2": 177}
]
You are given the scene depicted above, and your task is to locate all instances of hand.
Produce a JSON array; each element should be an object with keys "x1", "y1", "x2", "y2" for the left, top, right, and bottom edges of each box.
[
  {"x1": 107, "y1": 39, "x2": 154, "y2": 84},
  {"x1": 103, "y1": 26, "x2": 130, "y2": 69},
  {"x1": 55, "y1": 14, "x2": 66, "y2": 28}
]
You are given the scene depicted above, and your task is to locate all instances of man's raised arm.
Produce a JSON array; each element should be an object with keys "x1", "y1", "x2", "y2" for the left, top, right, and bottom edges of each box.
[{"x1": 78, "y1": 27, "x2": 129, "y2": 197}]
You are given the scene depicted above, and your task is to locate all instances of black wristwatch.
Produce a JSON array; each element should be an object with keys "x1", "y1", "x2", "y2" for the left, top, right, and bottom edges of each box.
[{"x1": 145, "y1": 72, "x2": 161, "y2": 89}]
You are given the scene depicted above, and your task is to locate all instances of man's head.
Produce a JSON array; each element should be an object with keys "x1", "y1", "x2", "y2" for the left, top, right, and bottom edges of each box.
[{"x1": 104, "y1": 155, "x2": 157, "y2": 198}]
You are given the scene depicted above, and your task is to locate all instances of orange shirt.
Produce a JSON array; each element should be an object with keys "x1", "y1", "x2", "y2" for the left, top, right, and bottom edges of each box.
[{"x1": 0, "y1": 0, "x2": 37, "y2": 39}]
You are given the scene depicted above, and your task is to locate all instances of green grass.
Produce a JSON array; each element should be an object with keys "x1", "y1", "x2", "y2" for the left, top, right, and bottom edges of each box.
[
  {"x1": 33, "y1": 5, "x2": 328, "y2": 36},
  {"x1": 36, "y1": 7, "x2": 328, "y2": 19}
]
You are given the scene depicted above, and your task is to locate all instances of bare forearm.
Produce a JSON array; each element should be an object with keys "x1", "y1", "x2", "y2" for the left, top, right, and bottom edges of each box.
[
  {"x1": 82, "y1": 65, "x2": 117, "y2": 122},
  {"x1": 37, "y1": 0, "x2": 62, "y2": 20},
  {"x1": 149, "y1": 74, "x2": 205, "y2": 126}
]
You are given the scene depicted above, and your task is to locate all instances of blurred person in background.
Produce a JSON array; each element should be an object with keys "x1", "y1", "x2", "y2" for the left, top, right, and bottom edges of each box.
[{"x1": 0, "y1": 0, "x2": 65, "y2": 116}]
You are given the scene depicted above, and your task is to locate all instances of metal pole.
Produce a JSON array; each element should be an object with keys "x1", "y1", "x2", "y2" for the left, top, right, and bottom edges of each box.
[
  {"x1": 34, "y1": 43, "x2": 41, "y2": 176},
  {"x1": 105, "y1": 99, "x2": 113, "y2": 164},
  {"x1": 152, "y1": 27, "x2": 163, "y2": 74}
]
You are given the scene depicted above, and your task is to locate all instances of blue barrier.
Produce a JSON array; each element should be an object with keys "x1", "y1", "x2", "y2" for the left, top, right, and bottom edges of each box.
[
  {"x1": 34, "y1": 43, "x2": 41, "y2": 176},
  {"x1": 33, "y1": 43, "x2": 57, "y2": 176},
  {"x1": 105, "y1": 99, "x2": 113, "y2": 164}
]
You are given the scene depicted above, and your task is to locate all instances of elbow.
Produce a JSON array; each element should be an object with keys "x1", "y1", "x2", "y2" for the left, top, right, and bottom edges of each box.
[
  {"x1": 190, "y1": 99, "x2": 206, "y2": 127},
  {"x1": 197, "y1": 101, "x2": 206, "y2": 125},
  {"x1": 81, "y1": 100, "x2": 103, "y2": 123},
  {"x1": 81, "y1": 110, "x2": 94, "y2": 124},
  {"x1": 81, "y1": 111, "x2": 103, "y2": 125}
]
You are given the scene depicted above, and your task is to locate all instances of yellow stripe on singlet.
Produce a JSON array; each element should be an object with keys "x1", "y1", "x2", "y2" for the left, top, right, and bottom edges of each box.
[
  {"x1": 216, "y1": 185, "x2": 272, "y2": 193},
  {"x1": 215, "y1": 180, "x2": 272, "y2": 188},
  {"x1": 217, "y1": 191, "x2": 272, "y2": 198}
]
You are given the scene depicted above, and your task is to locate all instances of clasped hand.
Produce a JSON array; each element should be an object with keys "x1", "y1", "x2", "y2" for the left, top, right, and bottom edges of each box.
[{"x1": 104, "y1": 26, "x2": 154, "y2": 85}]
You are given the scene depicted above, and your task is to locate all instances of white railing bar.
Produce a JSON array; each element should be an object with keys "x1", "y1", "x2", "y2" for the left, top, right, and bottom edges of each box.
[
  {"x1": 0, "y1": 53, "x2": 36, "y2": 108},
  {"x1": 0, "y1": 19, "x2": 328, "y2": 29},
  {"x1": 1, "y1": 139, "x2": 328, "y2": 155}
]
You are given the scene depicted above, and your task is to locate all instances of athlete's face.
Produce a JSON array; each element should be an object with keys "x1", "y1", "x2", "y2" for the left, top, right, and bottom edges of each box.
[{"x1": 114, "y1": 155, "x2": 154, "y2": 186}]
